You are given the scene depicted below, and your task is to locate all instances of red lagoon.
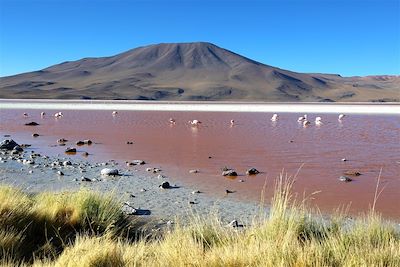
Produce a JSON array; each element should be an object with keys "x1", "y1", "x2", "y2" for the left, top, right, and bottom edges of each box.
[{"x1": 1, "y1": 109, "x2": 399, "y2": 219}]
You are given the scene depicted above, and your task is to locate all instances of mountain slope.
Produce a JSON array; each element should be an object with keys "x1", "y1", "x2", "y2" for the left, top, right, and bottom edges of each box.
[{"x1": 0, "y1": 42, "x2": 398, "y2": 101}]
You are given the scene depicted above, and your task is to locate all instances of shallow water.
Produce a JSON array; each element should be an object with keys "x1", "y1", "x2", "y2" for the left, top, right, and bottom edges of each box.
[{"x1": 1, "y1": 109, "x2": 399, "y2": 219}]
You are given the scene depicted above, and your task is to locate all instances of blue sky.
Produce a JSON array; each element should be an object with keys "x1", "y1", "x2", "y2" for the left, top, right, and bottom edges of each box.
[{"x1": 0, "y1": 0, "x2": 399, "y2": 77}]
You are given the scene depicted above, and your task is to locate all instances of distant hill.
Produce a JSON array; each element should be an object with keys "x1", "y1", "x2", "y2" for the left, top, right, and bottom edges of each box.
[{"x1": 0, "y1": 42, "x2": 398, "y2": 102}]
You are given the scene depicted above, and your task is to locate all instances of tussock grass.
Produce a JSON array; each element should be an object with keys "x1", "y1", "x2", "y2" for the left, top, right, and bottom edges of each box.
[{"x1": 1, "y1": 173, "x2": 399, "y2": 266}]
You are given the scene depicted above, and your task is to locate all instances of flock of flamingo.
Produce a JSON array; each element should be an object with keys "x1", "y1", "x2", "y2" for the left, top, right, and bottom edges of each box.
[{"x1": 22, "y1": 111, "x2": 346, "y2": 128}]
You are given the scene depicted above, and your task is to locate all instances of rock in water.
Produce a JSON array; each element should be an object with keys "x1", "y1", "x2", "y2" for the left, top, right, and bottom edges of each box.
[
  {"x1": 65, "y1": 147, "x2": 76, "y2": 153},
  {"x1": 159, "y1": 181, "x2": 171, "y2": 189},
  {"x1": 25, "y1": 122, "x2": 39, "y2": 126},
  {"x1": 339, "y1": 176, "x2": 352, "y2": 182},
  {"x1": 101, "y1": 168, "x2": 119, "y2": 176},
  {"x1": 246, "y1": 168, "x2": 260, "y2": 175},
  {"x1": 222, "y1": 169, "x2": 238, "y2": 176},
  {"x1": 0, "y1": 139, "x2": 19, "y2": 150}
]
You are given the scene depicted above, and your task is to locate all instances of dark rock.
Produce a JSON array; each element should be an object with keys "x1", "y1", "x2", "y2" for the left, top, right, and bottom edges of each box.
[
  {"x1": 81, "y1": 177, "x2": 92, "y2": 182},
  {"x1": 65, "y1": 147, "x2": 77, "y2": 153},
  {"x1": 339, "y1": 176, "x2": 352, "y2": 182},
  {"x1": 159, "y1": 181, "x2": 171, "y2": 189},
  {"x1": 222, "y1": 169, "x2": 238, "y2": 176},
  {"x1": 227, "y1": 220, "x2": 238, "y2": 227},
  {"x1": 246, "y1": 168, "x2": 260, "y2": 175},
  {"x1": 225, "y1": 189, "x2": 235, "y2": 194},
  {"x1": 13, "y1": 146, "x2": 23, "y2": 152},
  {"x1": 57, "y1": 138, "x2": 68, "y2": 143},
  {"x1": 25, "y1": 122, "x2": 39, "y2": 126},
  {"x1": 76, "y1": 141, "x2": 85, "y2": 146},
  {"x1": 126, "y1": 141, "x2": 134, "y2": 144},
  {"x1": 32, "y1": 133, "x2": 40, "y2": 137},
  {"x1": 0, "y1": 139, "x2": 19, "y2": 150},
  {"x1": 344, "y1": 170, "x2": 362, "y2": 176}
]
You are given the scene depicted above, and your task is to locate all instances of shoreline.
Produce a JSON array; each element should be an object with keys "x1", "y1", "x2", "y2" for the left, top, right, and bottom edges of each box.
[
  {"x1": 0, "y1": 144, "x2": 262, "y2": 225},
  {"x1": 1, "y1": 99, "x2": 399, "y2": 114}
]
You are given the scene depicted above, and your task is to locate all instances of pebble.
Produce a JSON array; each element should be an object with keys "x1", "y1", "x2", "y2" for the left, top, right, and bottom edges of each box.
[
  {"x1": 159, "y1": 181, "x2": 171, "y2": 189},
  {"x1": 222, "y1": 169, "x2": 238, "y2": 177},
  {"x1": 100, "y1": 168, "x2": 119, "y2": 176},
  {"x1": 339, "y1": 176, "x2": 352, "y2": 182}
]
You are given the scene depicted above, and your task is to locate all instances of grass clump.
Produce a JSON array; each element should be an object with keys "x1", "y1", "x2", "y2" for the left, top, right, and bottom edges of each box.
[{"x1": 1, "y1": 173, "x2": 400, "y2": 266}]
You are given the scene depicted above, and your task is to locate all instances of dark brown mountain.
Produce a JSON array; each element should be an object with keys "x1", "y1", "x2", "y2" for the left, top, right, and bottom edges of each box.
[{"x1": 0, "y1": 42, "x2": 398, "y2": 101}]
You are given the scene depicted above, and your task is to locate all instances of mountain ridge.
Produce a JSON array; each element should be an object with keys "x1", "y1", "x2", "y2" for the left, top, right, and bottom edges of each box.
[{"x1": 0, "y1": 42, "x2": 398, "y2": 102}]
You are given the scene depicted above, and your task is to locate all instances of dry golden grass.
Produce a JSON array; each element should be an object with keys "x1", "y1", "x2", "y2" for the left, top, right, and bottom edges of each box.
[{"x1": 1, "y1": 173, "x2": 399, "y2": 266}]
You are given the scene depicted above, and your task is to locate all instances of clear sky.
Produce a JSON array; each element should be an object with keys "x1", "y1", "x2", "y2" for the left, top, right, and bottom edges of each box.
[{"x1": 0, "y1": 0, "x2": 399, "y2": 77}]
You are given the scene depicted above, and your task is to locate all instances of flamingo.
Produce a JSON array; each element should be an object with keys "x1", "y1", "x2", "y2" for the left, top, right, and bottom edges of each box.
[
  {"x1": 40, "y1": 112, "x2": 46, "y2": 117},
  {"x1": 271, "y1": 114, "x2": 278, "y2": 121},
  {"x1": 23, "y1": 113, "x2": 28, "y2": 117},
  {"x1": 303, "y1": 120, "x2": 311, "y2": 127},
  {"x1": 54, "y1": 112, "x2": 63, "y2": 118},
  {"x1": 188, "y1": 120, "x2": 201, "y2": 126},
  {"x1": 230, "y1": 119, "x2": 235, "y2": 126},
  {"x1": 315, "y1": 116, "x2": 322, "y2": 125},
  {"x1": 112, "y1": 111, "x2": 118, "y2": 116},
  {"x1": 298, "y1": 114, "x2": 307, "y2": 122},
  {"x1": 169, "y1": 118, "x2": 176, "y2": 124},
  {"x1": 338, "y1": 114, "x2": 345, "y2": 120}
]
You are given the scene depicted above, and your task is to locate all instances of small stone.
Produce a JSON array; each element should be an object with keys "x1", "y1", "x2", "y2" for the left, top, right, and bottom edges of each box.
[
  {"x1": 65, "y1": 147, "x2": 76, "y2": 153},
  {"x1": 189, "y1": 169, "x2": 199, "y2": 174},
  {"x1": 159, "y1": 181, "x2": 171, "y2": 189},
  {"x1": 63, "y1": 160, "x2": 72, "y2": 166},
  {"x1": 189, "y1": 201, "x2": 196, "y2": 205},
  {"x1": 76, "y1": 141, "x2": 85, "y2": 146},
  {"x1": 83, "y1": 139, "x2": 92, "y2": 145},
  {"x1": 344, "y1": 170, "x2": 362, "y2": 176},
  {"x1": 32, "y1": 133, "x2": 40, "y2": 137},
  {"x1": 225, "y1": 189, "x2": 234, "y2": 194},
  {"x1": 81, "y1": 177, "x2": 91, "y2": 182},
  {"x1": 126, "y1": 141, "x2": 133, "y2": 144},
  {"x1": 122, "y1": 203, "x2": 137, "y2": 215},
  {"x1": 246, "y1": 168, "x2": 260, "y2": 175},
  {"x1": 222, "y1": 170, "x2": 238, "y2": 176},
  {"x1": 25, "y1": 122, "x2": 39, "y2": 126},
  {"x1": 227, "y1": 220, "x2": 239, "y2": 228},
  {"x1": 208, "y1": 156, "x2": 212, "y2": 159},
  {"x1": 339, "y1": 176, "x2": 352, "y2": 182},
  {"x1": 100, "y1": 168, "x2": 119, "y2": 176},
  {"x1": 131, "y1": 160, "x2": 145, "y2": 165}
]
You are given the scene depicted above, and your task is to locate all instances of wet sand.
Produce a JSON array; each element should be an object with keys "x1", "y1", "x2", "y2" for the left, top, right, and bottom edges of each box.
[{"x1": 1, "y1": 102, "x2": 399, "y2": 220}]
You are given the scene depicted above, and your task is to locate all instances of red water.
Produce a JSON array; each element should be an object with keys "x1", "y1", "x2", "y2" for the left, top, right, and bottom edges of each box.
[{"x1": 1, "y1": 109, "x2": 399, "y2": 219}]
